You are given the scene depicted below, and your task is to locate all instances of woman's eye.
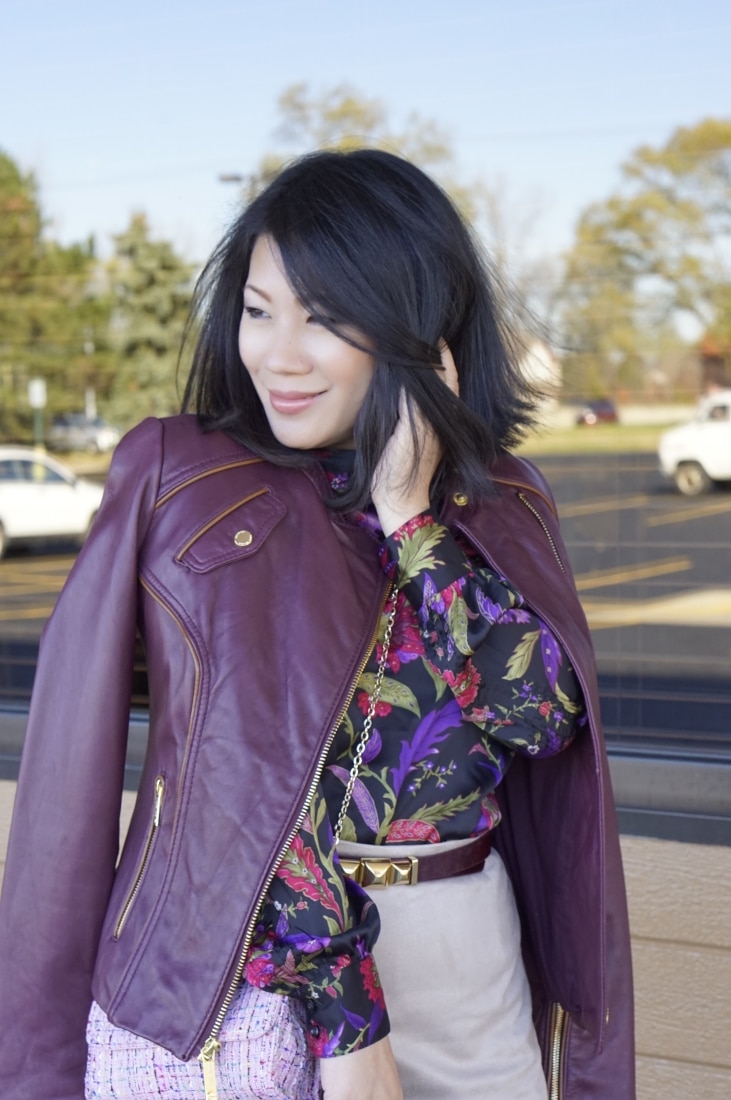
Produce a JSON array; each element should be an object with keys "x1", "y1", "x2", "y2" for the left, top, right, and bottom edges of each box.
[{"x1": 243, "y1": 306, "x2": 267, "y2": 320}]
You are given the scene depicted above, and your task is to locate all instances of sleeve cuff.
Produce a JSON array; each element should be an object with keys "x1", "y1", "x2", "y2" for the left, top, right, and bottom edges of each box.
[
  {"x1": 383, "y1": 511, "x2": 473, "y2": 598},
  {"x1": 304, "y1": 950, "x2": 391, "y2": 1057}
]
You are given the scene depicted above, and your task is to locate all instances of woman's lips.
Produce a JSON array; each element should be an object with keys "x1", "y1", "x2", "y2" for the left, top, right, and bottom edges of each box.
[{"x1": 268, "y1": 390, "x2": 323, "y2": 414}]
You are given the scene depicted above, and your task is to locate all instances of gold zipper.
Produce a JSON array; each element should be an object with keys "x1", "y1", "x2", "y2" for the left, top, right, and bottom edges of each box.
[
  {"x1": 114, "y1": 775, "x2": 166, "y2": 939},
  {"x1": 517, "y1": 492, "x2": 566, "y2": 574},
  {"x1": 547, "y1": 1002, "x2": 568, "y2": 1100},
  {"x1": 197, "y1": 582, "x2": 393, "y2": 1098},
  {"x1": 155, "y1": 458, "x2": 265, "y2": 508},
  {"x1": 113, "y1": 577, "x2": 202, "y2": 939}
]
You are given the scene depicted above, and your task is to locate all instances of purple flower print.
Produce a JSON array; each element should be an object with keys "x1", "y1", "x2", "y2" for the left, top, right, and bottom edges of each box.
[
  {"x1": 390, "y1": 698, "x2": 461, "y2": 792},
  {"x1": 327, "y1": 765, "x2": 380, "y2": 833}
]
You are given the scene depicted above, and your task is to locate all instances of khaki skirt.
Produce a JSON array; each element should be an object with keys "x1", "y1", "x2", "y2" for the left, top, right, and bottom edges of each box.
[{"x1": 338, "y1": 839, "x2": 548, "y2": 1100}]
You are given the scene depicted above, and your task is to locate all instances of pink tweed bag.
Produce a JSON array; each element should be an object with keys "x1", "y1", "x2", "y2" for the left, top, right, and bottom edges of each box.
[{"x1": 85, "y1": 981, "x2": 321, "y2": 1100}]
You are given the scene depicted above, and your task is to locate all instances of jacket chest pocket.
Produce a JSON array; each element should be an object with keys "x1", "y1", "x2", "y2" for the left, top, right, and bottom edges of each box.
[{"x1": 175, "y1": 487, "x2": 286, "y2": 572}]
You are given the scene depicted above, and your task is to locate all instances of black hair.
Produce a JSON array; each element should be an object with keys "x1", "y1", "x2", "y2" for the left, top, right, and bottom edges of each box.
[{"x1": 182, "y1": 148, "x2": 540, "y2": 510}]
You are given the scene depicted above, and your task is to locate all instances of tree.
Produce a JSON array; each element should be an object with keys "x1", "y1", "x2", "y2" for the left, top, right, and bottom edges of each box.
[
  {"x1": 0, "y1": 150, "x2": 113, "y2": 440},
  {"x1": 107, "y1": 214, "x2": 195, "y2": 426},
  {"x1": 244, "y1": 81, "x2": 464, "y2": 203},
  {"x1": 557, "y1": 118, "x2": 731, "y2": 396},
  {"x1": 238, "y1": 83, "x2": 555, "y2": 343}
]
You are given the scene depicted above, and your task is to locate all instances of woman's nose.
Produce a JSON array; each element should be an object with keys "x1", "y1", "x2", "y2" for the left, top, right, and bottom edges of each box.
[{"x1": 264, "y1": 327, "x2": 312, "y2": 375}]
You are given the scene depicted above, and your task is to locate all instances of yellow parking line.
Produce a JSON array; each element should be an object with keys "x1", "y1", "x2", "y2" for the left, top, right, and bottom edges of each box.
[
  {"x1": 0, "y1": 567, "x2": 71, "y2": 583},
  {"x1": 0, "y1": 605, "x2": 56, "y2": 621},
  {"x1": 0, "y1": 582, "x2": 66, "y2": 597},
  {"x1": 583, "y1": 587, "x2": 731, "y2": 630},
  {"x1": 574, "y1": 556, "x2": 693, "y2": 591},
  {"x1": 647, "y1": 499, "x2": 731, "y2": 527},
  {"x1": 559, "y1": 494, "x2": 650, "y2": 518}
]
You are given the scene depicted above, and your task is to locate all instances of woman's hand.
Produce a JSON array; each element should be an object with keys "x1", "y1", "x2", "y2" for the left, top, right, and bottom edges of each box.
[
  {"x1": 319, "y1": 1036, "x2": 404, "y2": 1099},
  {"x1": 371, "y1": 343, "x2": 459, "y2": 537}
]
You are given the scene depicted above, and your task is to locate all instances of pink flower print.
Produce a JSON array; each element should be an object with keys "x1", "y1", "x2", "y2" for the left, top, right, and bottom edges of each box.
[
  {"x1": 331, "y1": 954, "x2": 352, "y2": 980},
  {"x1": 359, "y1": 955, "x2": 386, "y2": 1008},
  {"x1": 396, "y1": 512, "x2": 435, "y2": 541},
  {"x1": 385, "y1": 818, "x2": 441, "y2": 844},
  {"x1": 442, "y1": 661, "x2": 481, "y2": 709},
  {"x1": 244, "y1": 954, "x2": 275, "y2": 988},
  {"x1": 308, "y1": 1023, "x2": 345, "y2": 1058},
  {"x1": 357, "y1": 691, "x2": 392, "y2": 718},
  {"x1": 378, "y1": 602, "x2": 425, "y2": 673},
  {"x1": 279, "y1": 834, "x2": 343, "y2": 917}
]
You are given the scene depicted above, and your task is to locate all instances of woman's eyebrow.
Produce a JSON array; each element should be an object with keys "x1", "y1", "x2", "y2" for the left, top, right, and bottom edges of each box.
[{"x1": 243, "y1": 283, "x2": 271, "y2": 301}]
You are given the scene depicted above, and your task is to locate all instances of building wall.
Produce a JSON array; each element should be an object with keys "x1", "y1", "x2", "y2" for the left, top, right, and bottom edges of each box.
[{"x1": 1, "y1": 780, "x2": 729, "y2": 1097}]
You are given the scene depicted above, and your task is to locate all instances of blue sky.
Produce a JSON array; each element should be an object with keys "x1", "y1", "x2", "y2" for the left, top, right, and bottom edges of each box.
[{"x1": 2, "y1": 0, "x2": 728, "y2": 264}]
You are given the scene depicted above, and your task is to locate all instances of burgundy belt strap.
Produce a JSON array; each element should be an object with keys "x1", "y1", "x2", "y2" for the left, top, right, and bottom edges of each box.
[
  {"x1": 339, "y1": 832, "x2": 492, "y2": 889},
  {"x1": 417, "y1": 830, "x2": 492, "y2": 883}
]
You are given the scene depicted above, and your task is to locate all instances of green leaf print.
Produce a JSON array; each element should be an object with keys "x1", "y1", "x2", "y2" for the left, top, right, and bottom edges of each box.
[
  {"x1": 336, "y1": 816, "x2": 358, "y2": 843},
  {"x1": 395, "y1": 525, "x2": 446, "y2": 582},
  {"x1": 554, "y1": 680, "x2": 584, "y2": 715},
  {"x1": 323, "y1": 915, "x2": 342, "y2": 938},
  {"x1": 359, "y1": 672, "x2": 420, "y2": 716},
  {"x1": 411, "y1": 790, "x2": 482, "y2": 825},
  {"x1": 503, "y1": 629, "x2": 539, "y2": 681},
  {"x1": 447, "y1": 596, "x2": 473, "y2": 656},
  {"x1": 423, "y1": 660, "x2": 448, "y2": 700}
]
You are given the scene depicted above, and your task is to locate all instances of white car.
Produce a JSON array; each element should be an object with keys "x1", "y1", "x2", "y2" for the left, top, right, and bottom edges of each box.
[
  {"x1": 658, "y1": 390, "x2": 731, "y2": 495},
  {"x1": 0, "y1": 447, "x2": 104, "y2": 558}
]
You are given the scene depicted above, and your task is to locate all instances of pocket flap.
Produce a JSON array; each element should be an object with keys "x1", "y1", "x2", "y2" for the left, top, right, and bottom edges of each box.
[{"x1": 176, "y1": 487, "x2": 285, "y2": 573}]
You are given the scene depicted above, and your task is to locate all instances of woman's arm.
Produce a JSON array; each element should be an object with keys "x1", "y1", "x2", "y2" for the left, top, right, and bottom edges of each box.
[
  {"x1": 383, "y1": 514, "x2": 583, "y2": 757},
  {"x1": 320, "y1": 1036, "x2": 403, "y2": 1100},
  {"x1": 0, "y1": 418, "x2": 164, "y2": 1100},
  {"x1": 246, "y1": 784, "x2": 391, "y2": 1058}
]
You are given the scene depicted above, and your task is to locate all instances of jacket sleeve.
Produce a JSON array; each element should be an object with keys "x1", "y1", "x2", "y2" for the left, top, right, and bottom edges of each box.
[
  {"x1": 0, "y1": 419, "x2": 163, "y2": 1100},
  {"x1": 383, "y1": 512, "x2": 583, "y2": 757},
  {"x1": 245, "y1": 785, "x2": 390, "y2": 1059}
]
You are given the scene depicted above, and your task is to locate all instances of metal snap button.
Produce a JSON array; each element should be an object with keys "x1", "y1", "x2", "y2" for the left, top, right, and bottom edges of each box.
[
  {"x1": 452, "y1": 492, "x2": 469, "y2": 506},
  {"x1": 233, "y1": 529, "x2": 253, "y2": 547}
]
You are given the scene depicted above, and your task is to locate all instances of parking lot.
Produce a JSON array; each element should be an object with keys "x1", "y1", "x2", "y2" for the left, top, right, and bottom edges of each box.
[{"x1": 0, "y1": 451, "x2": 729, "y2": 760}]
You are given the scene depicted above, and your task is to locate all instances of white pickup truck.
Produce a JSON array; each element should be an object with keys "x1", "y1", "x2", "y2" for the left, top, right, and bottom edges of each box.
[{"x1": 658, "y1": 390, "x2": 731, "y2": 495}]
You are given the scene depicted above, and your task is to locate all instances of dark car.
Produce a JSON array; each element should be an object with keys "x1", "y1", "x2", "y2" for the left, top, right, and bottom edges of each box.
[
  {"x1": 575, "y1": 399, "x2": 619, "y2": 426},
  {"x1": 47, "y1": 414, "x2": 121, "y2": 454}
]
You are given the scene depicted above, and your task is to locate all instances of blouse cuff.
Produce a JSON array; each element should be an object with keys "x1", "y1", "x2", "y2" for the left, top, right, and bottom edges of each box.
[
  {"x1": 304, "y1": 949, "x2": 391, "y2": 1058},
  {"x1": 383, "y1": 511, "x2": 471, "y2": 592}
]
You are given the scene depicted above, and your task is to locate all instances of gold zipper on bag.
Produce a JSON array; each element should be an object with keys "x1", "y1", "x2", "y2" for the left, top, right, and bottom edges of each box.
[
  {"x1": 517, "y1": 492, "x2": 566, "y2": 574},
  {"x1": 114, "y1": 775, "x2": 165, "y2": 939},
  {"x1": 547, "y1": 1002, "x2": 568, "y2": 1100},
  {"x1": 197, "y1": 583, "x2": 393, "y2": 1099}
]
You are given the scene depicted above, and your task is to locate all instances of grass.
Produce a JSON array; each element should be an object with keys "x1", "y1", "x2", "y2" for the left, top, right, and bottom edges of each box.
[
  {"x1": 517, "y1": 422, "x2": 673, "y2": 457},
  {"x1": 61, "y1": 421, "x2": 674, "y2": 471}
]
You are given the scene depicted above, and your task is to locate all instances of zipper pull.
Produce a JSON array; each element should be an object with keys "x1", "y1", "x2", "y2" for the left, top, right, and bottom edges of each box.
[
  {"x1": 198, "y1": 1036, "x2": 221, "y2": 1100},
  {"x1": 153, "y1": 775, "x2": 165, "y2": 827}
]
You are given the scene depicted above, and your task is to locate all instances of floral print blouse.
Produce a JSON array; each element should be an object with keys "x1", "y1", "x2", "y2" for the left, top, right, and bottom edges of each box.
[{"x1": 244, "y1": 457, "x2": 585, "y2": 1059}]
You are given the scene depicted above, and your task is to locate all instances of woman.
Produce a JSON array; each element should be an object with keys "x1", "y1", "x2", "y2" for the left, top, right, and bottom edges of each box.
[{"x1": 0, "y1": 150, "x2": 634, "y2": 1100}]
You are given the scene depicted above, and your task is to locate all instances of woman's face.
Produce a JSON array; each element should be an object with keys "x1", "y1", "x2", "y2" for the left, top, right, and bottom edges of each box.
[{"x1": 239, "y1": 236, "x2": 375, "y2": 450}]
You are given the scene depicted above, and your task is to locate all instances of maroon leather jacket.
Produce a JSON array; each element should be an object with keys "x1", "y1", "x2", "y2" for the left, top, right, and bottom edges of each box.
[{"x1": 0, "y1": 415, "x2": 634, "y2": 1099}]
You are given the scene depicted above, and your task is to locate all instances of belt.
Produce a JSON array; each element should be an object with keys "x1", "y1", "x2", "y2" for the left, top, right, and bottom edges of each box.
[{"x1": 338, "y1": 831, "x2": 492, "y2": 889}]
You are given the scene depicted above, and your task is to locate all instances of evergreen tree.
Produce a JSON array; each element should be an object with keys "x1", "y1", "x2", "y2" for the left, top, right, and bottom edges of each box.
[
  {"x1": 107, "y1": 214, "x2": 195, "y2": 426},
  {"x1": 0, "y1": 150, "x2": 113, "y2": 440}
]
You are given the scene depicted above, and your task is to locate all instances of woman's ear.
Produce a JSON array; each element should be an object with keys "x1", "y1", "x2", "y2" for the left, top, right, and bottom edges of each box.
[{"x1": 438, "y1": 341, "x2": 460, "y2": 397}]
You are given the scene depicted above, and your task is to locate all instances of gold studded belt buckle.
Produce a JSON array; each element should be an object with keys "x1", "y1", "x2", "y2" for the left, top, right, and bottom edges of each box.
[{"x1": 339, "y1": 855, "x2": 419, "y2": 888}]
